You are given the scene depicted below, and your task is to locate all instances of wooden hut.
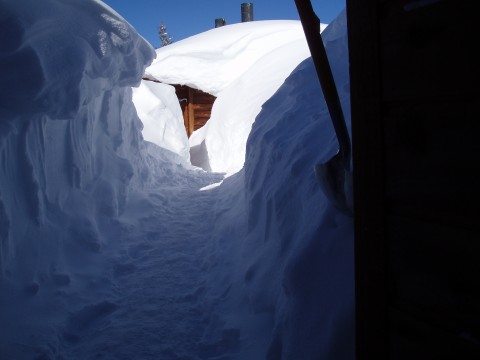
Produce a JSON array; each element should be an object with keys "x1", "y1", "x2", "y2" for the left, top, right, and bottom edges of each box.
[{"x1": 173, "y1": 85, "x2": 216, "y2": 137}]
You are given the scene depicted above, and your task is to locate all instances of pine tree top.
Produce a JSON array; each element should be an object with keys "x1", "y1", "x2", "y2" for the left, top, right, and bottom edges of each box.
[{"x1": 158, "y1": 22, "x2": 173, "y2": 47}]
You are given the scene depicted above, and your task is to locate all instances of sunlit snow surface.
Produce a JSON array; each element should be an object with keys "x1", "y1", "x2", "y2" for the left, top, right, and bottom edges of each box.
[
  {"x1": 0, "y1": 0, "x2": 353, "y2": 359},
  {"x1": 132, "y1": 81, "x2": 191, "y2": 162},
  {"x1": 145, "y1": 20, "x2": 328, "y2": 174}
]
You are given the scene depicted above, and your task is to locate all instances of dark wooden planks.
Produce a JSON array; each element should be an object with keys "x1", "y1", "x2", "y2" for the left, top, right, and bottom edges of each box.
[
  {"x1": 173, "y1": 85, "x2": 216, "y2": 137},
  {"x1": 348, "y1": 0, "x2": 480, "y2": 358}
]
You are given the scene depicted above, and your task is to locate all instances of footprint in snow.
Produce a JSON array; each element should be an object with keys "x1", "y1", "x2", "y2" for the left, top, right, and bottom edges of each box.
[{"x1": 63, "y1": 301, "x2": 118, "y2": 343}]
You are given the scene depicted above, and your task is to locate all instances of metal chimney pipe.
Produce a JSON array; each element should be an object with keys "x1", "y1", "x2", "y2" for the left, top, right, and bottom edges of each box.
[
  {"x1": 241, "y1": 3, "x2": 254, "y2": 22},
  {"x1": 215, "y1": 18, "x2": 226, "y2": 28}
]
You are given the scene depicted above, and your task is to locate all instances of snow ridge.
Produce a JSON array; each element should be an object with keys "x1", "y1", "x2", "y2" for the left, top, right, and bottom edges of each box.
[{"x1": 201, "y1": 10, "x2": 355, "y2": 359}]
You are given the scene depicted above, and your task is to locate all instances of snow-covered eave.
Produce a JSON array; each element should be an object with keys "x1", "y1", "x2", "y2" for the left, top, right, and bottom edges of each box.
[
  {"x1": 141, "y1": 75, "x2": 215, "y2": 97},
  {"x1": 143, "y1": 20, "x2": 327, "y2": 97}
]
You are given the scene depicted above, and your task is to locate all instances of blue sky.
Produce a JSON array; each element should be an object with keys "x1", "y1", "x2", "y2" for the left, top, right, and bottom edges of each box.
[{"x1": 101, "y1": 0, "x2": 346, "y2": 48}]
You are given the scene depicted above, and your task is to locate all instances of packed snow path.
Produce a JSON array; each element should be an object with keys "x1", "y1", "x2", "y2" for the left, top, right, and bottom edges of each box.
[
  {"x1": 1, "y1": 170, "x2": 237, "y2": 360},
  {"x1": 61, "y1": 180, "x2": 225, "y2": 359}
]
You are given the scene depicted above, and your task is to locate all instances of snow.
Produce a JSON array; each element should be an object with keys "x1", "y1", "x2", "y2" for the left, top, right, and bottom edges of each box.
[
  {"x1": 132, "y1": 81, "x2": 190, "y2": 162},
  {"x1": 0, "y1": 0, "x2": 353, "y2": 359},
  {"x1": 145, "y1": 20, "x2": 328, "y2": 174},
  {"x1": 145, "y1": 21, "x2": 326, "y2": 96}
]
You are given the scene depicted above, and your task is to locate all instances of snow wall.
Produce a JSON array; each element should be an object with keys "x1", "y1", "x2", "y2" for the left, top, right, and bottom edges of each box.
[
  {"x1": 201, "y1": 11, "x2": 355, "y2": 359},
  {"x1": 0, "y1": 0, "x2": 199, "y2": 284},
  {"x1": 132, "y1": 81, "x2": 190, "y2": 162}
]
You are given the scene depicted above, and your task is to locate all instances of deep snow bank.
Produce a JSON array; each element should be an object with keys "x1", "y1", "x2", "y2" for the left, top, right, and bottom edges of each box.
[
  {"x1": 204, "y1": 10, "x2": 355, "y2": 359},
  {"x1": 146, "y1": 20, "x2": 327, "y2": 174},
  {"x1": 132, "y1": 80, "x2": 190, "y2": 161},
  {"x1": 0, "y1": 1, "x2": 225, "y2": 357},
  {"x1": 244, "y1": 13, "x2": 354, "y2": 359},
  {"x1": 0, "y1": 0, "x2": 206, "y2": 289}
]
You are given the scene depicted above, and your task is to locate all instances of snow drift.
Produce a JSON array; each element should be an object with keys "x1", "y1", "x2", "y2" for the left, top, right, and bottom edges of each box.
[
  {"x1": 0, "y1": 1, "x2": 219, "y2": 357},
  {"x1": 132, "y1": 81, "x2": 190, "y2": 162},
  {"x1": 0, "y1": 0, "x2": 157, "y2": 278},
  {"x1": 201, "y1": 11, "x2": 355, "y2": 359},
  {"x1": 145, "y1": 20, "x2": 327, "y2": 174}
]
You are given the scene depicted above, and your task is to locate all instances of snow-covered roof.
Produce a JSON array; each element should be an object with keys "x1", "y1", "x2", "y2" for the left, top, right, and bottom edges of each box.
[
  {"x1": 142, "y1": 20, "x2": 327, "y2": 174},
  {"x1": 146, "y1": 20, "x2": 326, "y2": 96}
]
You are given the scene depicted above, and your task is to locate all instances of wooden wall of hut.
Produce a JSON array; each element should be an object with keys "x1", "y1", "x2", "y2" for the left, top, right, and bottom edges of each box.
[{"x1": 173, "y1": 85, "x2": 216, "y2": 137}]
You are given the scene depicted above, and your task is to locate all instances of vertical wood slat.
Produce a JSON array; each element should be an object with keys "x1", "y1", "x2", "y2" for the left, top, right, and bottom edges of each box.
[
  {"x1": 183, "y1": 101, "x2": 189, "y2": 136},
  {"x1": 347, "y1": 0, "x2": 388, "y2": 359},
  {"x1": 188, "y1": 87, "x2": 194, "y2": 136}
]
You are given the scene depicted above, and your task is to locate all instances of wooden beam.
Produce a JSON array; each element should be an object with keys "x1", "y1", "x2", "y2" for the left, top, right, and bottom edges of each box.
[
  {"x1": 191, "y1": 104, "x2": 212, "y2": 111},
  {"x1": 182, "y1": 103, "x2": 189, "y2": 136},
  {"x1": 188, "y1": 87, "x2": 194, "y2": 137}
]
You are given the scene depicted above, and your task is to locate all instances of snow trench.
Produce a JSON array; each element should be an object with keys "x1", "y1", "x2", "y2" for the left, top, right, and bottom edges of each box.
[{"x1": 0, "y1": 0, "x2": 354, "y2": 358}]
